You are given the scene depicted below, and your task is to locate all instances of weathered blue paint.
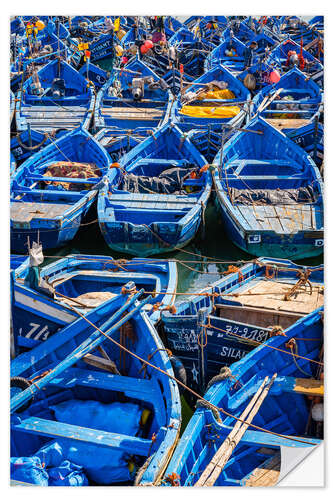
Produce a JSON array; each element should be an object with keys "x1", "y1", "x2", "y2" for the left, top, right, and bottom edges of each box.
[
  {"x1": 98, "y1": 123, "x2": 212, "y2": 256},
  {"x1": 162, "y1": 307, "x2": 323, "y2": 486}
]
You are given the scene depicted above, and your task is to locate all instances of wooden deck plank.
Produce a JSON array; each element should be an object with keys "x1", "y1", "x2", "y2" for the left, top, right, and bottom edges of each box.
[{"x1": 11, "y1": 202, "x2": 72, "y2": 222}]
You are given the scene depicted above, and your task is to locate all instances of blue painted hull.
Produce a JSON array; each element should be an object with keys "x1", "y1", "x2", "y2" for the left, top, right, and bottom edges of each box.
[
  {"x1": 11, "y1": 254, "x2": 177, "y2": 353},
  {"x1": 162, "y1": 307, "x2": 323, "y2": 486},
  {"x1": 213, "y1": 193, "x2": 324, "y2": 260},
  {"x1": 10, "y1": 292, "x2": 181, "y2": 486},
  {"x1": 98, "y1": 123, "x2": 212, "y2": 257},
  {"x1": 11, "y1": 128, "x2": 113, "y2": 253},
  {"x1": 161, "y1": 256, "x2": 323, "y2": 394},
  {"x1": 212, "y1": 116, "x2": 324, "y2": 260}
]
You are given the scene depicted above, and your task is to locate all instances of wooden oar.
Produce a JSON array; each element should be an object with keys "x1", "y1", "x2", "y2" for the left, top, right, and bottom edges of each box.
[
  {"x1": 256, "y1": 87, "x2": 283, "y2": 115},
  {"x1": 195, "y1": 373, "x2": 277, "y2": 487}
]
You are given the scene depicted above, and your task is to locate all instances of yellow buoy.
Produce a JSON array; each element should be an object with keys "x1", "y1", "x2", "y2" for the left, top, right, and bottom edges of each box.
[{"x1": 35, "y1": 20, "x2": 45, "y2": 31}]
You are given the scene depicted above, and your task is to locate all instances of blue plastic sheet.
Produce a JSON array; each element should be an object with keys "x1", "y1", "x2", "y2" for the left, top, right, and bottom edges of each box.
[{"x1": 10, "y1": 452, "x2": 87, "y2": 486}]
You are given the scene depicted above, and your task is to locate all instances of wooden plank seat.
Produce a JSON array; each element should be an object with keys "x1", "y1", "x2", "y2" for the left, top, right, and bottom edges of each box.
[
  {"x1": 47, "y1": 366, "x2": 159, "y2": 400},
  {"x1": 12, "y1": 417, "x2": 151, "y2": 456},
  {"x1": 27, "y1": 175, "x2": 101, "y2": 185},
  {"x1": 109, "y1": 193, "x2": 198, "y2": 205},
  {"x1": 11, "y1": 202, "x2": 73, "y2": 222},
  {"x1": 12, "y1": 187, "x2": 89, "y2": 198},
  {"x1": 134, "y1": 158, "x2": 190, "y2": 167}
]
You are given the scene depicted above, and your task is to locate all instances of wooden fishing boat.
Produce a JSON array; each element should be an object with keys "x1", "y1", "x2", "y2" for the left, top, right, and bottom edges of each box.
[
  {"x1": 161, "y1": 307, "x2": 323, "y2": 486},
  {"x1": 237, "y1": 61, "x2": 277, "y2": 93},
  {"x1": 15, "y1": 59, "x2": 95, "y2": 133},
  {"x1": 78, "y1": 62, "x2": 108, "y2": 90},
  {"x1": 98, "y1": 123, "x2": 212, "y2": 257},
  {"x1": 252, "y1": 67, "x2": 323, "y2": 135},
  {"x1": 221, "y1": 22, "x2": 255, "y2": 45},
  {"x1": 170, "y1": 64, "x2": 250, "y2": 132},
  {"x1": 11, "y1": 253, "x2": 177, "y2": 353},
  {"x1": 205, "y1": 36, "x2": 258, "y2": 75},
  {"x1": 10, "y1": 289, "x2": 181, "y2": 486},
  {"x1": 94, "y1": 58, "x2": 172, "y2": 132},
  {"x1": 168, "y1": 28, "x2": 215, "y2": 79},
  {"x1": 161, "y1": 257, "x2": 323, "y2": 394},
  {"x1": 10, "y1": 16, "x2": 25, "y2": 36},
  {"x1": 11, "y1": 129, "x2": 52, "y2": 167},
  {"x1": 95, "y1": 128, "x2": 148, "y2": 162},
  {"x1": 196, "y1": 16, "x2": 229, "y2": 46},
  {"x1": 10, "y1": 127, "x2": 114, "y2": 253},
  {"x1": 10, "y1": 32, "x2": 72, "y2": 92},
  {"x1": 268, "y1": 39, "x2": 323, "y2": 83},
  {"x1": 10, "y1": 152, "x2": 17, "y2": 177},
  {"x1": 10, "y1": 90, "x2": 16, "y2": 127},
  {"x1": 212, "y1": 116, "x2": 324, "y2": 260},
  {"x1": 286, "y1": 121, "x2": 323, "y2": 170}
]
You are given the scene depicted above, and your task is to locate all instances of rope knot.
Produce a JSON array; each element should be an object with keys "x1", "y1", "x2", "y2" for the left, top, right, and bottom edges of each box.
[
  {"x1": 269, "y1": 325, "x2": 286, "y2": 337},
  {"x1": 223, "y1": 265, "x2": 244, "y2": 282},
  {"x1": 164, "y1": 473, "x2": 180, "y2": 486},
  {"x1": 286, "y1": 338, "x2": 296, "y2": 350}
]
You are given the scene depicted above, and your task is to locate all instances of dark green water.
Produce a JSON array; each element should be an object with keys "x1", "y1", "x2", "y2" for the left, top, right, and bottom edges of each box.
[{"x1": 46, "y1": 200, "x2": 323, "y2": 297}]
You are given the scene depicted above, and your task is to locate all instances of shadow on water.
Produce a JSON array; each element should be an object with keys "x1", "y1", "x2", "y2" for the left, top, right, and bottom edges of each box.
[{"x1": 44, "y1": 200, "x2": 323, "y2": 295}]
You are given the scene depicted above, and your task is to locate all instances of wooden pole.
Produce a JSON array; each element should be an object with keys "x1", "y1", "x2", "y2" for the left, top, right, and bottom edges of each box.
[{"x1": 195, "y1": 373, "x2": 277, "y2": 486}]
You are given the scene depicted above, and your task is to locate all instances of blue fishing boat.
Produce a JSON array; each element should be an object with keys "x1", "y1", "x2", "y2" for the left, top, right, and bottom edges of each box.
[
  {"x1": 161, "y1": 257, "x2": 323, "y2": 394},
  {"x1": 268, "y1": 39, "x2": 323, "y2": 81},
  {"x1": 10, "y1": 16, "x2": 25, "y2": 36},
  {"x1": 286, "y1": 121, "x2": 323, "y2": 170},
  {"x1": 213, "y1": 116, "x2": 324, "y2": 260},
  {"x1": 237, "y1": 61, "x2": 275, "y2": 93},
  {"x1": 10, "y1": 129, "x2": 53, "y2": 166},
  {"x1": 10, "y1": 32, "x2": 72, "y2": 92},
  {"x1": 164, "y1": 17, "x2": 183, "y2": 38},
  {"x1": 252, "y1": 67, "x2": 323, "y2": 134},
  {"x1": 161, "y1": 307, "x2": 323, "y2": 486},
  {"x1": 10, "y1": 289, "x2": 181, "y2": 486},
  {"x1": 170, "y1": 64, "x2": 250, "y2": 133},
  {"x1": 98, "y1": 123, "x2": 212, "y2": 257},
  {"x1": 78, "y1": 62, "x2": 108, "y2": 90},
  {"x1": 197, "y1": 16, "x2": 228, "y2": 46},
  {"x1": 95, "y1": 128, "x2": 147, "y2": 162},
  {"x1": 308, "y1": 16, "x2": 324, "y2": 32},
  {"x1": 94, "y1": 58, "x2": 172, "y2": 133},
  {"x1": 10, "y1": 152, "x2": 17, "y2": 177},
  {"x1": 168, "y1": 28, "x2": 215, "y2": 79},
  {"x1": 205, "y1": 36, "x2": 257, "y2": 74},
  {"x1": 186, "y1": 128, "x2": 225, "y2": 164},
  {"x1": 221, "y1": 22, "x2": 255, "y2": 45},
  {"x1": 10, "y1": 128, "x2": 114, "y2": 253},
  {"x1": 15, "y1": 59, "x2": 95, "y2": 133},
  {"x1": 11, "y1": 253, "x2": 177, "y2": 352}
]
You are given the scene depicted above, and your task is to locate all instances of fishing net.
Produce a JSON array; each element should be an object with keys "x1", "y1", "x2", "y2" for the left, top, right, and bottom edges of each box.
[
  {"x1": 229, "y1": 185, "x2": 318, "y2": 205},
  {"x1": 43, "y1": 161, "x2": 101, "y2": 191},
  {"x1": 121, "y1": 166, "x2": 199, "y2": 195}
]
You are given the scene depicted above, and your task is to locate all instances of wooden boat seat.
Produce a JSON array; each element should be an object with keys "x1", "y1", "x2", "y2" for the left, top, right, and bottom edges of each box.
[
  {"x1": 243, "y1": 451, "x2": 281, "y2": 486},
  {"x1": 204, "y1": 411, "x2": 319, "y2": 448},
  {"x1": 47, "y1": 366, "x2": 160, "y2": 400},
  {"x1": 135, "y1": 158, "x2": 190, "y2": 167},
  {"x1": 27, "y1": 175, "x2": 100, "y2": 185},
  {"x1": 101, "y1": 107, "x2": 164, "y2": 120},
  {"x1": 12, "y1": 416, "x2": 151, "y2": 456},
  {"x1": 12, "y1": 187, "x2": 89, "y2": 199},
  {"x1": 11, "y1": 201, "x2": 72, "y2": 222}
]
